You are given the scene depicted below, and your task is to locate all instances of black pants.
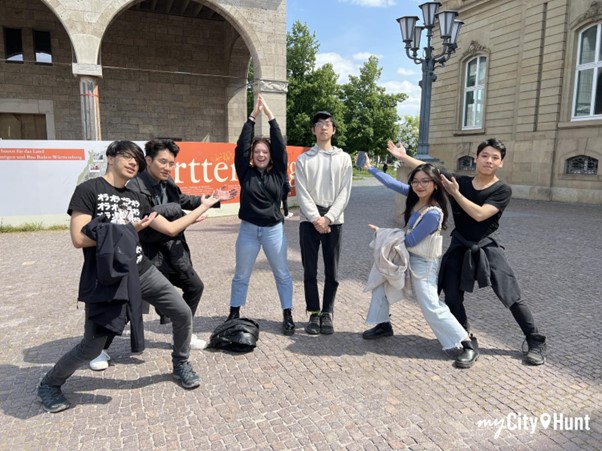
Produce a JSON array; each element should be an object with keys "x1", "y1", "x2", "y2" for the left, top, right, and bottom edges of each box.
[
  {"x1": 154, "y1": 266, "x2": 204, "y2": 326},
  {"x1": 44, "y1": 266, "x2": 193, "y2": 387},
  {"x1": 166, "y1": 267, "x2": 204, "y2": 317},
  {"x1": 299, "y1": 221, "x2": 342, "y2": 313},
  {"x1": 440, "y1": 247, "x2": 538, "y2": 337}
]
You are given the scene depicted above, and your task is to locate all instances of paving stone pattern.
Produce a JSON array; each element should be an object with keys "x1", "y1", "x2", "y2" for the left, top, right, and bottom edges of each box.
[{"x1": 1, "y1": 177, "x2": 601, "y2": 450}]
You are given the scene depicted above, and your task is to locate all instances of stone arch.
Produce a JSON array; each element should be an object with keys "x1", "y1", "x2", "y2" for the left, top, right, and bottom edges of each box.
[{"x1": 94, "y1": 0, "x2": 281, "y2": 141}]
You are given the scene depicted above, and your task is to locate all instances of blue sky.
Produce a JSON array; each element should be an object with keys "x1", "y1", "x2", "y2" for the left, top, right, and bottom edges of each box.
[{"x1": 286, "y1": 0, "x2": 426, "y2": 117}]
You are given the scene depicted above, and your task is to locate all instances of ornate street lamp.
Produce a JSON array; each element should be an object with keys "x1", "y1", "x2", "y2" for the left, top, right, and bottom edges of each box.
[{"x1": 397, "y1": 2, "x2": 463, "y2": 161}]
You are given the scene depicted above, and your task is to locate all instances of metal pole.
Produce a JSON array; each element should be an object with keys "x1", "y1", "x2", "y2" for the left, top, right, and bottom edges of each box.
[{"x1": 416, "y1": 28, "x2": 437, "y2": 162}]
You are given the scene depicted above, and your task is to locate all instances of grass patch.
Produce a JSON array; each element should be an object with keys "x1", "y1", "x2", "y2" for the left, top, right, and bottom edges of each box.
[
  {"x1": 353, "y1": 167, "x2": 370, "y2": 179},
  {"x1": 0, "y1": 222, "x2": 68, "y2": 233}
]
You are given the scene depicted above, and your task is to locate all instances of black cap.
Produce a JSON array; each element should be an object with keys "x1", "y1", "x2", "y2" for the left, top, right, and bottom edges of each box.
[{"x1": 311, "y1": 111, "x2": 334, "y2": 126}]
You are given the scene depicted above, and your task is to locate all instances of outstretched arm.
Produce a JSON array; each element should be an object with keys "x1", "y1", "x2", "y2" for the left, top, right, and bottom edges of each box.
[
  {"x1": 149, "y1": 192, "x2": 219, "y2": 236},
  {"x1": 363, "y1": 155, "x2": 409, "y2": 196}
]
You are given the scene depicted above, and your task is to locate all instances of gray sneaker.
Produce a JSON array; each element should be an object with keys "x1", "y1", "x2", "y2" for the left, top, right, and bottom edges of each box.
[
  {"x1": 523, "y1": 334, "x2": 547, "y2": 366},
  {"x1": 305, "y1": 313, "x2": 321, "y2": 335},
  {"x1": 173, "y1": 361, "x2": 201, "y2": 389},
  {"x1": 320, "y1": 312, "x2": 334, "y2": 335},
  {"x1": 37, "y1": 383, "x2": 71, "y2": 413}
]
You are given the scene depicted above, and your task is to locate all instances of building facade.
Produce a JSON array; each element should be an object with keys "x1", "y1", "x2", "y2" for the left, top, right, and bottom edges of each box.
[
  {"x1": 0, "y1": 0, "x2": 287, "y2": 142},
  {"x1": 430, "y1": 0, "x2": 602, "y2": 204}
]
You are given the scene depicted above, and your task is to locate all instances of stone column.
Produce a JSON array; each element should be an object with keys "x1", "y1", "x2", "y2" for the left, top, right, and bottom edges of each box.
[{"x1": 73, "y1": 64, "x2": 103, "y2": 140}]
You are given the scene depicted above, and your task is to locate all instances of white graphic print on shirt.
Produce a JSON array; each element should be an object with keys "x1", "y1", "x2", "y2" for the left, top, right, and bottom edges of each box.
[{"x1": 95, "y1": 193, "x2": 144, "y2": 263}]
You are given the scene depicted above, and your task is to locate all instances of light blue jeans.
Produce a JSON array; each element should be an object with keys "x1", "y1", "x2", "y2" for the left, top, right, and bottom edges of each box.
[
  {"x1": 230, "y1": 220, "x2": 293, "y2": 310},
  {"x1": 366, "y1": 255, "x2": 468, "y2": 350}
]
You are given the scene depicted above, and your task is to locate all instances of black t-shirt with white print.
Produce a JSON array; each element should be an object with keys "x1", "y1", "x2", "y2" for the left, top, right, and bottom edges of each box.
[{"x1": 68, "y1": 176, "x2": 153, "y2": 275}]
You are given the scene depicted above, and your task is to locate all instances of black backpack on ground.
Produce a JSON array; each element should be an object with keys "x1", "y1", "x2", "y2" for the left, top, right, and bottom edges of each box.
[{"x1": 208, "y1": 318, "x2": 259, "y2": 352}]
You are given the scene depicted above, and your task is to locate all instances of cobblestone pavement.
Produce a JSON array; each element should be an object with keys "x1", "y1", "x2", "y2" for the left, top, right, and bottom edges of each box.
[{"x1": 1, "y1": 176, "x2": 601, "y2": 450}]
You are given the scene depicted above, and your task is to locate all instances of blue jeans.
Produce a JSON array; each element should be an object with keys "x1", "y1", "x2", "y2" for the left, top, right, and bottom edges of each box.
[
  {"x1": 409, "y1": 255, "x2": 468, "y2": 350},
  {"x1": 365, "y1": 255, "x2": 468, "y2": 350},
  {"x1": 230, "y1": 221, "x2": 293, "y2": 310}
]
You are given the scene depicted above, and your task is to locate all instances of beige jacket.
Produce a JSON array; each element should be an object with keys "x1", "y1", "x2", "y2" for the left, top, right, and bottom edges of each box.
[{"x1": 364, "y1": 227, "x2": 412, "y2": 304}]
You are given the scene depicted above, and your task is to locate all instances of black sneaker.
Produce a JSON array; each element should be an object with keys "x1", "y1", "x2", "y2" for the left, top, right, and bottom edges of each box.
[
  {"x1": 362, "y1": 322, "x2": 393, "y2": 340},
  {"x1": 37, "y1": 383, "x2": 70, "y2": 413},
  {"x1": 305, "y1": 313, "x2": 321, "y2": 335},
  {"x1": 173, "y1": 361, "x2": 201, "y2": 389},
  {"x1": 523, "y1": 333, "x2": 546, "y2": 366},
  {"x1": 320, "y1": 312, "x2": 334, "y2": 335}
]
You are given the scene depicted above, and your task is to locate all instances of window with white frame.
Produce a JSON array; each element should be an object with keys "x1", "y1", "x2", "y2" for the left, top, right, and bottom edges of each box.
[
  {"x1": 565, "y1": 155, "x2": 598, "y2": 175},
  {"x1": 462, "y1": 56, "x2": 486, "y2": 129},
  {"x1": 573, "y1": 24, "x2": 602, "y2": 119}
]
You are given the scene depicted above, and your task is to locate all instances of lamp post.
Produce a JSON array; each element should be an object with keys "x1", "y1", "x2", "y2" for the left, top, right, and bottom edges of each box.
[{"x1": 397, "y1": 2, "x2": 463, "y2": 161}]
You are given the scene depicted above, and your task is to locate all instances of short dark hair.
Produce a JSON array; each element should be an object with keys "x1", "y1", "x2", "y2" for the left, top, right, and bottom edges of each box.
[
  {"x1": 311, "y1": 111, "x2": 337, "y2": 128},
  {"x1": 477, "y1": 138, "x2": 506, "y2": 160},
  {"x1": 145, "y1": 139, "x2": 180, "y2": 160},
  {"x1": 105, "y1": 140, "x2": 146, "y2": 172}
]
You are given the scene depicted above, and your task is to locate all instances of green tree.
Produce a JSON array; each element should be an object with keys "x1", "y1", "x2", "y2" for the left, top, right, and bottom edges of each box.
[
  {"x1": 341, "y1": 56, "x2": 406, "y2": 158},
  {"x1": 286, "y1": 21, "x2": 345, "y2": 146},
  {"x1": 398, "y1": 115, "x2": 419, "y2": 157}
]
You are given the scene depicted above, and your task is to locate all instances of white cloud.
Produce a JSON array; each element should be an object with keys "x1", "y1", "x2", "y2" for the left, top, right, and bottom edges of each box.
[
  {"x1": 381, "y1": 79, "x2": 421, "y2": 117},
  {"x1": 353, "y1": 52, "x2": 383, "y2": 61},
  {"x1": 339, "y1": 0, "x2": 397, "y2": 7},
  {"x1": 316, "y1": 52, "x2": 360, "y2": 83},
  {"x1": 397, "y1": 67, "x2": 416, "y2": 76}
]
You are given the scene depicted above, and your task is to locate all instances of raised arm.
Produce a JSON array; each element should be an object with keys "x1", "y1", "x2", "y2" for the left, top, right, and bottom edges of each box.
[
  {"x1": 386, "y1": 140, "x2": 423, "y2": 170},
  {"x1": 234, "y1": 96, "x2": 262, "y2": 179},
  {"x1": 260, "y1": 96, "x2": 287, "y2": 174}
]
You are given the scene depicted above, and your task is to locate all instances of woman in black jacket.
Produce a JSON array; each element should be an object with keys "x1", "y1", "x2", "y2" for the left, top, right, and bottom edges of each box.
[{"x1": 226, "y1": 95, "x2": 295, "y2": 335}]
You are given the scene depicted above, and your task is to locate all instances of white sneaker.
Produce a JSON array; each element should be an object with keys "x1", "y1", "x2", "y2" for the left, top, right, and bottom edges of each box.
[
  {"x1": 89, "y1": 350, "x2": 111, "y2": 371},
  {"x1": 190, "y1": 334, "x2": 208, "y2": 350},
  {"x1": 285, "y1": 212, "x2": 294, "y2": 219}
]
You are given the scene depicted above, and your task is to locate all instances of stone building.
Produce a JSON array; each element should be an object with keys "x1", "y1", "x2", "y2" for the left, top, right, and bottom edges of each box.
[
  {"x1": 0, "y1": 0, "x2": 287, "y2": 142},
  {"x1": 428, "y1": 0, "x2": 602, "y2": 204}
]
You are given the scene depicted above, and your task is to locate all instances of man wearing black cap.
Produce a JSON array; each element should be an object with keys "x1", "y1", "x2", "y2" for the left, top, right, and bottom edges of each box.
[{"x1": 295, "y1": 112, "x2": 353, "y2": 335}]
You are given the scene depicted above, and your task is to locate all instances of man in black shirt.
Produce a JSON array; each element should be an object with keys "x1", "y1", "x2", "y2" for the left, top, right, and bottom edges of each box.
[
  {"x1": 37, "y1": 141, "x2": 220, "y2": 413},
  {"x1": 127, "y1": 139, "x2": 236, "y2": 351},
  {"x1": 387, "y1": 138, "x2": 546, "y2": 367}
]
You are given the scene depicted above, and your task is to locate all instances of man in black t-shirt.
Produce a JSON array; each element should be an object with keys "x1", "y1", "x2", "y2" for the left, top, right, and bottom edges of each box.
[
  {"x1": 37, "y1": 141, "x2": 220, "y2": 413},
  {"x1": 386, "y1": 138, "x2": 546, "y2": 368}
]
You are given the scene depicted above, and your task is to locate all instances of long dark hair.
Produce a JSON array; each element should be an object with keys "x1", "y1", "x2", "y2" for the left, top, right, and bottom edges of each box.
[{"x1": 403, "y1": 163, "x2": 449, "y2": 230}]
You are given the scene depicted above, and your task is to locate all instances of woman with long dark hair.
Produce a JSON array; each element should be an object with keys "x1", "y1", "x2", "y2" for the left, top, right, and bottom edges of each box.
[{"x1": 361, "y1": 155, "x2": 476, "y2": 367}]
